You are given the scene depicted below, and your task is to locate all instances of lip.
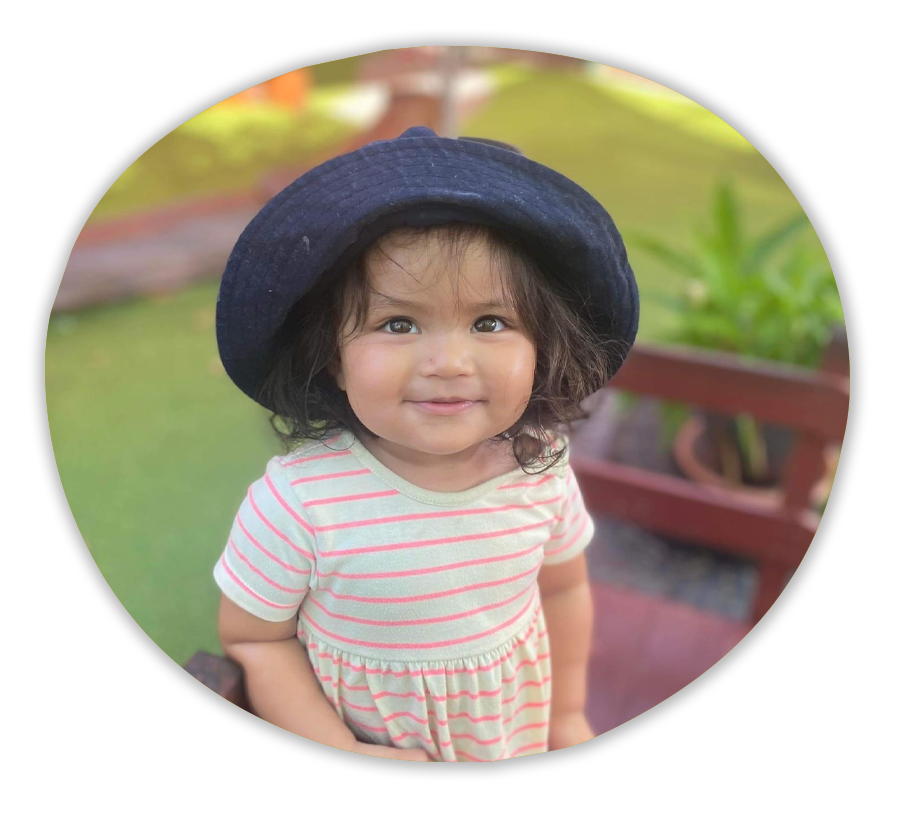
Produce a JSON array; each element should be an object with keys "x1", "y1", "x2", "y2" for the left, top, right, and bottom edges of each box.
[{"x1": 409, "y1": 400, "x2": 479, "y2": 415}]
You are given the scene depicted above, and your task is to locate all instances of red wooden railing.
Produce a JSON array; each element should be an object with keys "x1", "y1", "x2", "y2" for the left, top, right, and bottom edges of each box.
[{"x1": 568, "y1": 327, "x2": 849, "y2": 623}]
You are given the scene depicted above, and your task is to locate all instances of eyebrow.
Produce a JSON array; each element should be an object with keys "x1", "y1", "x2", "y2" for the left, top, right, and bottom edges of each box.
[{"x1": 368, "y1": 295, "x2": 513, "y2": 313}]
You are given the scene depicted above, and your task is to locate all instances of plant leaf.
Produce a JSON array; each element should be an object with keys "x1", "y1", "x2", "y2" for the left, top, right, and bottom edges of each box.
[
  {"x1": 638, "y1": 288, "x2": 690, "y2": 312},
  {"x1": 743, "y1": 214, "x2": 809, "y2": 273},
  {"x1": 628, "y1": 234, "x2": 703, "y2": 280},
  {"x1": 712, "y1": 181, "x2": 743, "y2": 265}
]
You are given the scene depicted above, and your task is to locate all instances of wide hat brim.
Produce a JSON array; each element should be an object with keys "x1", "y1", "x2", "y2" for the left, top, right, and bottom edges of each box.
[{"x1": 216, "y1": 126, "x2": 639, "y2": 408}]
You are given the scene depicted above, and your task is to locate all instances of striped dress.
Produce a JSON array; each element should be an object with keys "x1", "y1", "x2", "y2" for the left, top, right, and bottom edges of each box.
[{"x1": 213, "y1": 428, "x2": 595, "y2": 761}]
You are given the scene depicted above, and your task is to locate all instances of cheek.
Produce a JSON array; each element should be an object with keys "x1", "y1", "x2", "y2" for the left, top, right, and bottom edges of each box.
[
  {"x1": 492, "y1": 341, "x2": 536, "y2": 388},
  {"x1": 344, "y1": 345, "x2": 408, "y2": 394}
]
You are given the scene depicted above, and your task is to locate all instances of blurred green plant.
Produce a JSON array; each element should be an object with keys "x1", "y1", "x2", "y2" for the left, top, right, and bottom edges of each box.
[{"x1": 628, "y1": 181, "x2": 845, "y2": 485}]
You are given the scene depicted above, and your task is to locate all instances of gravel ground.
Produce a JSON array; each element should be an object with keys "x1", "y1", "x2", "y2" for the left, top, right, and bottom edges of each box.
[{"x1": 575, "y1": 391, "x2": 758, "y2": 621}]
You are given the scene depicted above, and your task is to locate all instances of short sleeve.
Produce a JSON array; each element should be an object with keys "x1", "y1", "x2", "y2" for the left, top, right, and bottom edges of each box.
[
  {"x1": 542, "y1": 458, "x2": 596, "y2": 566},
  {"x1": 213, "y1": 459, "x2": 316, "y2": 622}
]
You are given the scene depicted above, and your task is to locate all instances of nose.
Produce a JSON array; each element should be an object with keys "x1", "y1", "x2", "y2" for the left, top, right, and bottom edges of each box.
[{"x1": 420, "y1": 330, "x2": 477, "y2": 373}]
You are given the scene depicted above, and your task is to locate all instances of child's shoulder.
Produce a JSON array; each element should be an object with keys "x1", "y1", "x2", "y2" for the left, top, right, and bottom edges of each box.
[{"x1": 266, "y1": 433, "x2": 348, "y2": 475}]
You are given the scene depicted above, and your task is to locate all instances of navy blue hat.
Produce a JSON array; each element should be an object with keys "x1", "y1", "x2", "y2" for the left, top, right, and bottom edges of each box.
[{"x1": 216, "y1": 126, "x2": 639, "y2": 407}]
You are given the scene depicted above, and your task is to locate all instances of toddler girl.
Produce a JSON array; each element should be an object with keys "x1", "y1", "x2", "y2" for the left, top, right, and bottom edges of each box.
[{"x1": 212, "y1": 126, "x2": 639, "y2": 761}]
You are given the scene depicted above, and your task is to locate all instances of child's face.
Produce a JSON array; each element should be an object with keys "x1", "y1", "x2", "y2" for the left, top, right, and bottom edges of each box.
[{"x1": 331, "y1": 232, "x2": 537, "y2": 462}]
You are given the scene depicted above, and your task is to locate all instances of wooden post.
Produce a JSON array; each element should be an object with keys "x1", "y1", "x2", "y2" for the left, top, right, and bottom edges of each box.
[
  {"x1": 751, "y1": 324, "x2": 849, "y2": 622},
  {"x1": 438, "y1": 46, "x2": 466, "y2": 138}
]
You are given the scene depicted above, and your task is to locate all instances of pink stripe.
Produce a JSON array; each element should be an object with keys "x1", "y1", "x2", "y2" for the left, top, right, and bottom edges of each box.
[
  {"x1": 228, "y1": 538, "x2": 308, "y2": 594},
  {"x1": 420, "y1": 722, "x2": 547, "y2": 745},
  {"x1": 218, "y1": 556, "x2": 299, "y2": 611},
  {"x1": 248, "y1": 486, "x2": 315, "y2": 561},
  {"x1": 502, "y1": 676, "x2": 552, "y2": 705},
  {"x1": 318, "y1": 562, "x2": 542, "y2": 605},
  {"x1": 303, "y1": 489, "x2": 399, "y2": 507},
  {"x1": 497, "y1": 474, "x2": 559, "y2": 490},
  {"x1": 281, "y1": 448, "x2": 351, "y2": 467},
  {"x1": 309, "y1": 581, "x2": 535, "y2": 627},
  {"x1": 330, "y1": 675, "x2": 370, "y2": 691},
  {"x1": 547, "y1": 486, "x2": 579, "y2": 530},
  {"x1": 264, "y1": 474, "x2": 316, "y2": 536},
  {"x1": 236, "y1": 515, "x2": 311, "y2": 574},
  {"x1": 316, "y1": 494, "x2": 561, "y2": 533},
  {"x1": 315, "y1": 542, "x2": 542, "y2": 581},
  {"x1": 506, "y1": 742, "x2": 547, "y2": 759},
  {"x1": 404, "y1": 678, "x2": 548, "y2": 704},
  {"x1": 414, "y1": 731, "x2": 502, "y2": 745},
  {"x1": 299, "y1": 595, "x2": 538, "y2": 650},
  {"x1": 318, "y1": 517, "x2": 555, "y2": 558},
  {"x1": 290, "y1": 468, "x2": 371, "y2": 484},
  {"x1": 337, "y1": 696, "x2": 550, "y2": 730},
  {"x1": 422, "y1": 722, "x2": 547, "y2": 758}
]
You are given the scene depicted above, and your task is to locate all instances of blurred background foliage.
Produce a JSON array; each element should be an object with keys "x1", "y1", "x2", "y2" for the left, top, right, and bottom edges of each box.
[
  {"x1": 46, "y1": 53, "x2": 842, "y2": 665},
  {"x1": 91, "y1": 105, "x2": 354, "y2": 221}
]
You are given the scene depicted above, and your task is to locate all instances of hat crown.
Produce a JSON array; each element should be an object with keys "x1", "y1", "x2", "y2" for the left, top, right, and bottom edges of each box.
[
  {"x1": 398, "y1": 126, "x2": 438, "y2": 139},
  {"x1": 396, "y1": 126, "x2": 523, "y2": 156}
]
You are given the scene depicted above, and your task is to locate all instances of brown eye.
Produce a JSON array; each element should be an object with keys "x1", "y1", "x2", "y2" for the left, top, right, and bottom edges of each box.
[
  {"x1": 474, "y1": 317, "x2": 509, "y2": 328},
  {"x1": 378, "y1": 317, "x2": 412, "y2": 336}
]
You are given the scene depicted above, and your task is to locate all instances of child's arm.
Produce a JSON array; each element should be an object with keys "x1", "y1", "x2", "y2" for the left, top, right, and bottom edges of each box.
[
  {"x1": 218, "y1": 595, "x2": 354, "y2": 749},
  {"x1": 541, "y1": 580, "x2": 595, "y2": 751},
  {"x1": 218, "y1": 595, "x2": 431, "y2": 761}
]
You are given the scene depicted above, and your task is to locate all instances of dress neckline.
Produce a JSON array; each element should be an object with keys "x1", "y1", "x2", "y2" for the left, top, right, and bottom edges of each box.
[{"x1": 341, "y1": 430, "x2": 546, "y2": 507}]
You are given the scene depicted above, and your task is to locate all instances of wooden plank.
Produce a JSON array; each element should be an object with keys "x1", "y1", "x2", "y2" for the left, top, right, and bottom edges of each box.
[
  {"x1": 610, "y1": 344, "x2": 849, "y2": 441},
  {"x1": 572, "y1": 455, "x2": 820, "y2": 566},
  {"x1": 783, "y1": 433, "x2": 827, "y2": 509},
  {"x1": 74, "y1": 191, "x2": 263, "y2": 247}
]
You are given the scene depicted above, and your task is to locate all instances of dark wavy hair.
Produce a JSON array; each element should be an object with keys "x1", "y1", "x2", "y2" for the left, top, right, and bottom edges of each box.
[{"x1": 257, "y1": 222, "x2": 623, "y2": 474}]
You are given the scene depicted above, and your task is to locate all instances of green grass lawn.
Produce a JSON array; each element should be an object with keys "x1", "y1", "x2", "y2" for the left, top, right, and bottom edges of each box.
[{"x1": 46, "y1": 70, "x2": 833, "y2": 665}]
